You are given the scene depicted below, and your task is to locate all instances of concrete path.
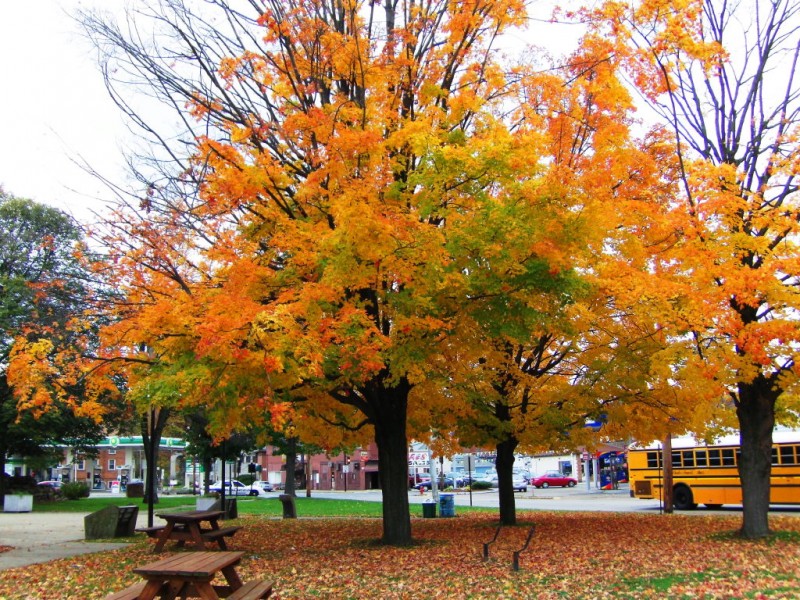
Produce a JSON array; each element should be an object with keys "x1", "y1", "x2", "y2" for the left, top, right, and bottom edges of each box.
[{"x1": 0, "y1": 510, "x2": 157, "y2": 571}]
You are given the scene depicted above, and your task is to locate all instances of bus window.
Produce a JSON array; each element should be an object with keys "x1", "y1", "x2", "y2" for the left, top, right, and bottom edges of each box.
[
  {"x1": 722, "y1": 448, "x2": 735, "y2": 466},
  {"x1": 672, "y1": 451, "x2": 681, "y2": 467},
  {"x1": 772, "y1": 447, "x2": 779, "y2": 465},
  {"x1": 695, "y1": 450, "x2": 708, "y2": 467},
  {"x1": 646, "y1": 452, "x2": 659, "y2": 468},
  {"x1": 682, "y1": 450, "x2": 695, "y2": 467},
  {"x1": 708, "y1": 449, "x2": 722, "y2": 467},
  {"x1": 780, "y1": 446, "x2": 797, "y2": 465}
]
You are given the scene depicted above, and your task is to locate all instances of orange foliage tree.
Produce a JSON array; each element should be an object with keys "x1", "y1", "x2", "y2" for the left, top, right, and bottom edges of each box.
[
  {"x1": 73, "y1": 0, "x2": 586, "y2": 546},
  {"x1": 424, "y1": 34, "x2": 693, "y2": 525},
  {"x1": 587, "y1": 0, "x2": 800, "y2": 538}
]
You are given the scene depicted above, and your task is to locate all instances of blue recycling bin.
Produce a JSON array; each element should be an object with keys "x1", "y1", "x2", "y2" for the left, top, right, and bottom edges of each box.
[{"x1": 439, "y1": 493, "x2": 455, "y2": 517}]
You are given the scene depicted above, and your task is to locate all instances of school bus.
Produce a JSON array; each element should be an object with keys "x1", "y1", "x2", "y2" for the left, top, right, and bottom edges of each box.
[{"x1": 628, "y1": 430, "x2": 800, "y2": 510}]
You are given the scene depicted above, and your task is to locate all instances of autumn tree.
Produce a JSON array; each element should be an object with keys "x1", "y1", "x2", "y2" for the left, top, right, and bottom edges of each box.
[
  {"x1": 589, "y1": 0, "x2": 800, "y2": 537},
  {"x1": 423, "y1": 34, "x2": 687, "y2": 525},
  {"x1": 70, "y1": 0, "x2": 634, "y2": 545},
  {"x1": 0, "y1": 192, "x2": 116, "y2": 494}
]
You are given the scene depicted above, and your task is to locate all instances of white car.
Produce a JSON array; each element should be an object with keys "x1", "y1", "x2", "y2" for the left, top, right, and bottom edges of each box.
[{"x1": 208, "y1": 480, "x2": 270, "y2": 497}]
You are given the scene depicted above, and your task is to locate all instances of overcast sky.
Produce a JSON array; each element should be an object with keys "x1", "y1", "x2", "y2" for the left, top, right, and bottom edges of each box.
[
  {"x1": 0, "y1": 0, "x2": 127, "y2": 222},
  {"x1": 0, "y1": 1, "x2": 579, "y2": 225}
]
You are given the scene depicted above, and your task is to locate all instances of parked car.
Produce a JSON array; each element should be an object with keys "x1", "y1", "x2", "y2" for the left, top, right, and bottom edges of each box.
[
  {"x1": 416, "y1": 476, "x2": 454, "y2": 490},
  {"x1": 252, "y1": 480, "x2": 273, "y2": 493},
  {"x1": 478, "y1": 471, "x2": 499, "y2": 487},
  {"x1": 36, "y1": 480, "x2": 62, "y2": 491},
  {"x1": 512, "y1": 473, "x2": 528, "y2": 492},
  {"x1": 209, "y1": 479, "x2": 269, "y2": 497},
  {"x1": 446, "y1": 472, "x2": 467, "y2": 487},
  {"x1": 409, "y1": 474, "x2": 430, "y2": 488},
  {"x1": 530, "y1": 471, "x2": 577, "y2": 488}
]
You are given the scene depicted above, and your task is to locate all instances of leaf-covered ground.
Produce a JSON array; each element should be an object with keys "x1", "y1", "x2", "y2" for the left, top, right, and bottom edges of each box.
[{"x1": 0, "y1": 512, "x2": 798, "y2": 599}]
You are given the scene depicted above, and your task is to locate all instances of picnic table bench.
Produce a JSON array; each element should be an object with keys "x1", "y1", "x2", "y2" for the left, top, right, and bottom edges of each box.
[
  {"x1": 104, "y1": 551, "x2": 273, "y2": 600},
  {"x1": 135, "y1": 510, "x2": 241, "y2": 552}
]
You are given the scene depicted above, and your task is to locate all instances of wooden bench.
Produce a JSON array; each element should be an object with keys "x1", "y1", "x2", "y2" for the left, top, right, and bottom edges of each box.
[
  {"x1": 134, "y1": 525, "x2": 166, "y2": 538},
  {"x1": 201, "y1": 525, "x2": 242, "y2": 550},
  {"x1": 227, "y1": 579, "x2": 274, "y2": 600},
  {"x1": 104, "y1": 581, "x2": 146, "y2": 600}
]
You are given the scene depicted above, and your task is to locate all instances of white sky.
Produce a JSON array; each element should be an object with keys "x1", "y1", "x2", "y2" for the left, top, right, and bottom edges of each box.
[
  {"x1": 0, "y1": 0, "x2": 127, "y2": 223},
  {"x1": 0, "y1": 1, "x2": 580, "y2": 226}
]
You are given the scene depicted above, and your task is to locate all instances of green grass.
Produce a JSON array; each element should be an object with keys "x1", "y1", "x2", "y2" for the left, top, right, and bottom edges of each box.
[
  {"x1": 32, "y1": 494, "x2": 388, "y2": 517},
  {"x1": 32, "y1": 494, "x2": 492, "y2": 517}
]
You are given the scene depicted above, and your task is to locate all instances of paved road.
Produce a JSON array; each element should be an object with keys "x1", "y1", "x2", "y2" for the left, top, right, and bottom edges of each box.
[
  {"x1": 0, "y1": 510, "x2": 156, "y2": 571},
  {"x1": 320, "y1": 484, "x2": 664, "y2": 513}
]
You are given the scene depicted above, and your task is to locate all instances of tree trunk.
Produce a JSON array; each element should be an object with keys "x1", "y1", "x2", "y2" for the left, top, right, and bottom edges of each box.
[
  {"x1": 372, "y1": 385, "x2": 412, "y2": 546},
  {"x1": 662, "y1": 433, "x2": 673, "y2": 514},
  {"x1": 0, "y1": 446, "x2": 6, "y2": 498},
  {"x1": 736, "y1": 377, "x2": 777, "y2": 539},
  {"x1": 141, "y1": 407, "x2": 170, "y2": 526},
  {"x1": 495, "y1": 437, "x2": 518, "y2": 525}
]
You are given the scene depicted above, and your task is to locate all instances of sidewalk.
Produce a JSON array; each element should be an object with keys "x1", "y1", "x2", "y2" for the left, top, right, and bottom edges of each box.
[{"x1": 0, "y1": 510, "x2": 154, "y2": 571}]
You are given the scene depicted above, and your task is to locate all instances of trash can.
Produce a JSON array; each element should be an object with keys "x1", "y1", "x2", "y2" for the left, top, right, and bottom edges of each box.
[
  {"x1": 126, "y1": 482, "x2": 144, "y2": 498},
  {"x1": 422, "y1": 501, "x2": 437, "y2": 518},
  {"x1": 223, "y1": 498, "x2": 238, "y2": 519},
  {"x1": 439, "y1": 493, "x2": 455, "y2": 517}
]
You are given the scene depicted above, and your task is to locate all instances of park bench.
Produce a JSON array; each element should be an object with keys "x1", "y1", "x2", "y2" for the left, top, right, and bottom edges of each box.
[
  {"x1": 200, "y1": 525, "x2": 242, "y2": 550},
  {"x1": 134, "y1": 525, "x2": 168, "y2": 538},
  {"x1": 227, "y1": 579, "x2": 274, "y2": 599},
  {"x1": 104, "y1": 581, "x2": 146, "y2": 600},
  {"x1": 84, "y1": 504, "x2": 140, "y2": 539},
  {"x1": 104, "y1": 551, "x2": 271, "y2": 600},
  {"x1": 482, "y1": 523, "x2": 537, "y2": 571}
]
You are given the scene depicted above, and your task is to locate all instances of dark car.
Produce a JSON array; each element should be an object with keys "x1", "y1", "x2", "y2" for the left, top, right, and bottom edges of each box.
[
  {"x1": 530, "y1": 471, "x2": 577, "y2": 488},
  {"x1": 416, "y1": 476, "x2": 454, "y2": 490},
  {"x1": 37, "y1": 480, "x2": 62, "y2": 490},
  {"x1": 409, "y1": 474, "x2": 430, "y2": 488}
]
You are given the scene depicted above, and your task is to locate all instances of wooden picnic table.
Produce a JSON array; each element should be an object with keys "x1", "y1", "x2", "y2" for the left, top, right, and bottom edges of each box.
[
  {"x1": 140, "y1": 510, "x2": 240, "y2": 553},
  {"x1": 105, "y1": 551, "x2": 273, "y2": 600}
]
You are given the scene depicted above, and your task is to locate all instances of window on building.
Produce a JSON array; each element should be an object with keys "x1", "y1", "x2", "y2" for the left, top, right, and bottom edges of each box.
[
  {"x1": 76, "y1": 459, "x2": 85, "y2": 471},
  {"x1": 108, "y1": 449, "x2": 117, "y2": 455},
  {"x1": 108, "y1": 459, "x2": 116, "y2": 471}
]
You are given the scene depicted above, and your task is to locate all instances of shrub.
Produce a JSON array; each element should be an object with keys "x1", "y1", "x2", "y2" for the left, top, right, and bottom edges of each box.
[
  {"x1": 470, "y1": 480, "x2": 493, "y2": 490},
  {"x1": 237, "y1": 474, "x2": 256, "y2": 486},
  {"x1": 62, "y1": 481, "x2": 91, "y2": 500}
]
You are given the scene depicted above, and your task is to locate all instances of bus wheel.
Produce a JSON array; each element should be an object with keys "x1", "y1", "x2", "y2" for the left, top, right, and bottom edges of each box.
[{"x1": 673, "y1": 485, "x2": 696, "y2": 510}]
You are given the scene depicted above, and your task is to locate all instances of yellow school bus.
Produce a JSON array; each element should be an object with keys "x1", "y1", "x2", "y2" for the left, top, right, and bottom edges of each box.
[{"x1": 628, "y1": 430, "x2": 800, "y2": 510}]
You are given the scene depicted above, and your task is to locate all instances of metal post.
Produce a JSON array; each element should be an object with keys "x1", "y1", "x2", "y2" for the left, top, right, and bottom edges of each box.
[
  {"x1": 429, "y1": 452, "x2": 439, "y2": 503},
  {"x1": 468, "y1": 454, "x2": 473, "y2": 507},
  {"x1": 586, "y1": 453, "x2": 591, "y2": 492}
]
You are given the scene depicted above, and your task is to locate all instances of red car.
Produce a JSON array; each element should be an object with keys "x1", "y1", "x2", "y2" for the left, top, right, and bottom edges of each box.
[{"x1": 530, "y1": 471, "x2": 577, "y2": 488}]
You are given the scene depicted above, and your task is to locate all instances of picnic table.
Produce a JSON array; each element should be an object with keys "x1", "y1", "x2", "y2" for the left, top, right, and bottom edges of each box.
[
  {"x1": 136, "y1": 510, "x2": 241, "y2": 553},
  {"x1": 105, "y1": 551, "x2": 273, "y2": 600}
]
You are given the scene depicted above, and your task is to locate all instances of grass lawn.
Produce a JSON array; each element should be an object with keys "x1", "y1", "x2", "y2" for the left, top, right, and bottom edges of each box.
[{"x1": 3, "y1": 499, "x2": 799, "y2": 599}]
